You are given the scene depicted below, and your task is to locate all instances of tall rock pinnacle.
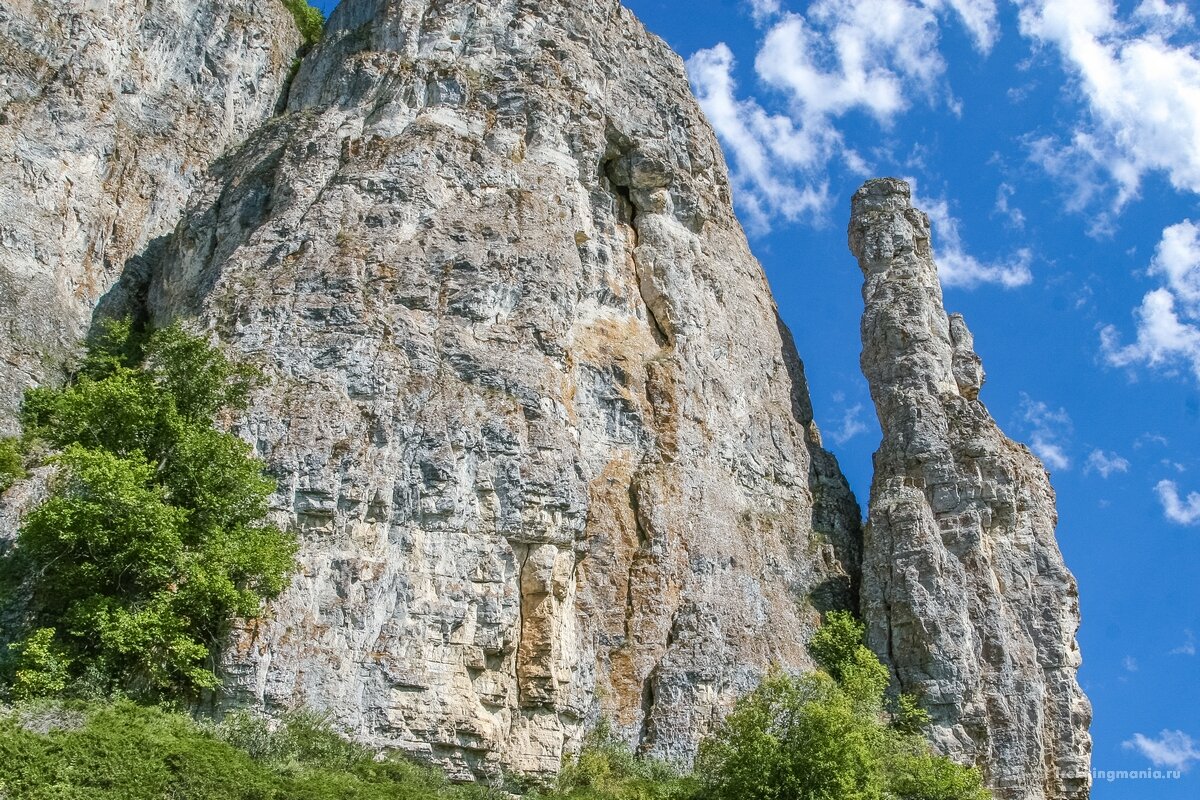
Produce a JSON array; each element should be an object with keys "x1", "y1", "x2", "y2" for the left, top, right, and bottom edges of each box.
[{"x1": 849, "y1": 178, "x2": 1092, "y2": 800}]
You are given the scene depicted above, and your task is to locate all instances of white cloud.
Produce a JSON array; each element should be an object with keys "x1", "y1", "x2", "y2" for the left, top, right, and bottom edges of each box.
[
  {"x1": 829, "y1": 402, "x2": 869, "y2": 445},
  {"x1": 686, "y1": 0, "x2": 999, "y2": 230},
  {"x1": 1085, "y1": 449, "x2": 1130, "y2": 477},
  {"x1": 748, "y1": 0, "x2": 782, "y2": 24},
  {"x1": 1170, "y1": 630, "x2": 1197, "y2": 656},
  {"x1": 1155, "y1": 479, "x2": 1200, "y2": 525},
  {"x1": 936, "y1": 0, "x2": 1000, "y2": 52},
  {"x1": 1016, "y1": 0, "x2": 1200, "y2": 214},
  {"x1": 1102, "y1": 221, "x2": 1200, "y2": 383},
  {"x1": 1123, "y1": 730, "x2": 1200, "y2": 771},
  {"x1": 1019, "y1": 393, "x2": 1073, "y2": 470},
  {"x1": 687, "y1": 45, "x2": 831, "y2": 231},
  {"x1": 994, "y1": 182, "x2": 1026, "y2": 228},
  {"x1": 1134, "y1": 432, "x2": 1170, "y2": 448},
  {"x1": 908, "y1": 181, "x2": 1034, "y2": 288},
  {"x1": 1150, "y1": 219, "x2": 1200, "y2": 308},
  {"x1": 1102, "y1": 289, "x2": 1200, "y2": 380},
  {"x1": 1133, "y1": 0, "x2": 1195, "y2": 35},
  {"x1": 1123, "y1": 655, "x2": 1139, "y2": 672}
]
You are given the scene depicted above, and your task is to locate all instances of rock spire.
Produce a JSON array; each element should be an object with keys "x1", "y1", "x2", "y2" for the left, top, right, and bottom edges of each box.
[{"x1": 850, "y1": 178, "x2": 1092, "y2": 800}]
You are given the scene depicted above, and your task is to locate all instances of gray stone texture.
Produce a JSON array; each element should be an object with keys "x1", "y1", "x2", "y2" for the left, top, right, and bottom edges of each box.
[
  {"x1": 0, "y1": 0, "x2": 1095, "y2": 794},
  {"x1": 0, "y1": 0, "x2": 302, "y2": 434},
  {"x1": 850, "y1": 178, "x2": 1092, "y2": 800}
]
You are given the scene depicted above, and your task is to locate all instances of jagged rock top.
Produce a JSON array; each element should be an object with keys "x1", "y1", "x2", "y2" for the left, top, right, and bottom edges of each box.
[{"x1": 850, "y1": 178, "x2": 1092, "y2": 800}]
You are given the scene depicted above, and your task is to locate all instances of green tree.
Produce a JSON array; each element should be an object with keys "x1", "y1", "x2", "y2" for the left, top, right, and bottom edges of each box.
[
  {"x1": 695, "y1": 613, "x2": 991, "y2": 800},
  {"x1": 5, "y1": 320, "x2": 296, "y2": 699}
]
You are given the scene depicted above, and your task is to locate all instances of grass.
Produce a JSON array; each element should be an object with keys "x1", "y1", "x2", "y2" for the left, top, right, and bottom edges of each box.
[{"x1": 0, "y1": 700, "x2": 502, "y2": 800}]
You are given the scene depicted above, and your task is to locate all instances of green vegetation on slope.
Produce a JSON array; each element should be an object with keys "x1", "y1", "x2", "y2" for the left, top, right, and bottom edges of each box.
[
  {"x1": 695, "y1": 611, "x2": 990, "y2": 800},
  {"x1": 280, "y1": 0, "x2": 324, "y2": 47},
  {"x1": 0, "y1": 701, "x2": 502, "y2": 800},
  {"x1": 2, "y1": 320, "x2": 296, "y2": 701},
  {"x1": 0, "y1": 437, "x2": 23, "y2": 492}
]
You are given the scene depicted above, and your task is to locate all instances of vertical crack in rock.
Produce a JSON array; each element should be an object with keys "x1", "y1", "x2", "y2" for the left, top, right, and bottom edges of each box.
[{"x1": 849, "y1": 178, "x2": 1092, "y2": 800}]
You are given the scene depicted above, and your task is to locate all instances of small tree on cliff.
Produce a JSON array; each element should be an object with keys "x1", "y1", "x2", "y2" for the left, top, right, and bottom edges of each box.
[{"x1": 3, "y1": 319, "x2": 296, "y2": 700}]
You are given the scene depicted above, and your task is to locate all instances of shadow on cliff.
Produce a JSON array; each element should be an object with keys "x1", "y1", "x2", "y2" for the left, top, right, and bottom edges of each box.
[{"x1": 774, "y1": 311, "x2": 864, "y2": 617}]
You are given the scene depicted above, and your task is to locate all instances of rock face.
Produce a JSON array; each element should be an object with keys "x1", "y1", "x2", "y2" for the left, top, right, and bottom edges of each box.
[
  {"x1": 849, "y1": 179, "x2": 1091, "y2": 800},
  {"x1": 144, "y1": 0, "x2": 862, "y2": 780},
  {"x1": 0, "y1": 0, "x2": 302, "y2": 435}
]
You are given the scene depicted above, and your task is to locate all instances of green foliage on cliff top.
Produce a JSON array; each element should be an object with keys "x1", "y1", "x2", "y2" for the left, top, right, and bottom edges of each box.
[
  {"x1": 280, "y1": 0, "x2": 324, "y2": 47},
  {"x1": 2, "y1": 320, "x2": 296, "y2": 701}
]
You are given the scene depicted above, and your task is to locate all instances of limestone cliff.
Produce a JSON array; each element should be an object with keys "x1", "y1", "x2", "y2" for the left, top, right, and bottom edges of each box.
[
  {"x1": 141, "y1": 0, "x2": 862, "y2": 779},
  {"x1": 0, "y1": 0, "x2": 302, "y2": 434},
  {"x1": 0, "y1": 0, "x2": 1096, "y2": 794},
  {"x1": 849, "y1": 179, "x2": 1091, "y2": 800}
]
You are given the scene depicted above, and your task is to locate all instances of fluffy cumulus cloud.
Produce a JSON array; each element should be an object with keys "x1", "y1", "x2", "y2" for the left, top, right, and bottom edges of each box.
[
  {"x1": 687, "y1": 1, "x2": 1001, "y2": 242},
  {"x1": 1016, "y1": 0, "x2": 1200, "y2": 214},
  {"x1": 1123, "y1": 730, "x2": 1200, "y2": 771},
  {"x1": 687, "y1": 45, "x2": 833, "y2": 229},
  {"x1": 1085, "y1": 448, "x2": 1130, "y2": 477},
  {"x1": 748, "y1": 0, "x2": 782, "y2": 24},
  {"x1": 1155, "y1": 479, "x2": 1200, "y2": 525},
  {"x1": 1102, "y1": 220, "x2": 1200, "y2": 382},
  {"x1": 1019, "y1": 393, "x2": 1073, "y2": 470}
]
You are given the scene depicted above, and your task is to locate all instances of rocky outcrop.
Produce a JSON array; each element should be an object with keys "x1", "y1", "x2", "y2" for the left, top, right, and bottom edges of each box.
[
  {"x1": 849, "y1": 179, "x2": 1091, "y2": 800},
  {"x1": 0, "y1": 0, "x2": 303, "y2": 434},
  {"x1": 142, "y1": 0, "x2": 862, "y2": 780}
]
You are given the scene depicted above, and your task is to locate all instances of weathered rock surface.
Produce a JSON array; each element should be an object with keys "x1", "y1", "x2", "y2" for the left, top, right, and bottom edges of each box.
[
  {"x1": 0, "y1": 0, "x2": 302, "y2": 434},
  {"x1": 849, "y1": 179, "x2": 1091, "y2": 800},
  {"x1": 143, "y1": 0, "x2": 862, "y2": 780}
]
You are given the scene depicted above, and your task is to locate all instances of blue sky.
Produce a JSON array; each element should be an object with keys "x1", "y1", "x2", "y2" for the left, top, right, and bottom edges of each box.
[{"x1": 315, "y1": 1, "x2": 1200, "y2": 795}]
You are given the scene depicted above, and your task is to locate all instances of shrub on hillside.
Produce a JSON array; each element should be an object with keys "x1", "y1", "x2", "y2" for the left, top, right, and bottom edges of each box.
[
  {"x1": 0, "y1": 437, "x2": 23, "y2": 492},
  {"x1": 695, "y1": 613, "x2": 990, "y2": 800}
]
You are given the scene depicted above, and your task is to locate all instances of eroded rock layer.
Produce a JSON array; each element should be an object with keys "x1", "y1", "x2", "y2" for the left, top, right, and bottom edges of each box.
[
  {"x1": 146, "y1": 0, "x2": 861, "y2": 779},
  {"x1": 849, "y1": 179, "x2": 1091, "y2": 800},
  {"x1": 0, "y1": 0, "x2": 302, "y2": 433}
]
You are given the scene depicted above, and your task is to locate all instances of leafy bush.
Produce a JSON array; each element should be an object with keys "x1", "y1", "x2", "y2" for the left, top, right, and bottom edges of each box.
[
  {"x1": 695, "y1": 613, "x2": 991, "y2": 800},
  {"x1": 0, "y1": 437, "x2": 23, "y2": 492},
  {"x1": 280, "y1": 0, "x2": 324, "y2": 47},
  {"x1": 4, "y1": 320, "x2": 296, "y2": 700}
]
